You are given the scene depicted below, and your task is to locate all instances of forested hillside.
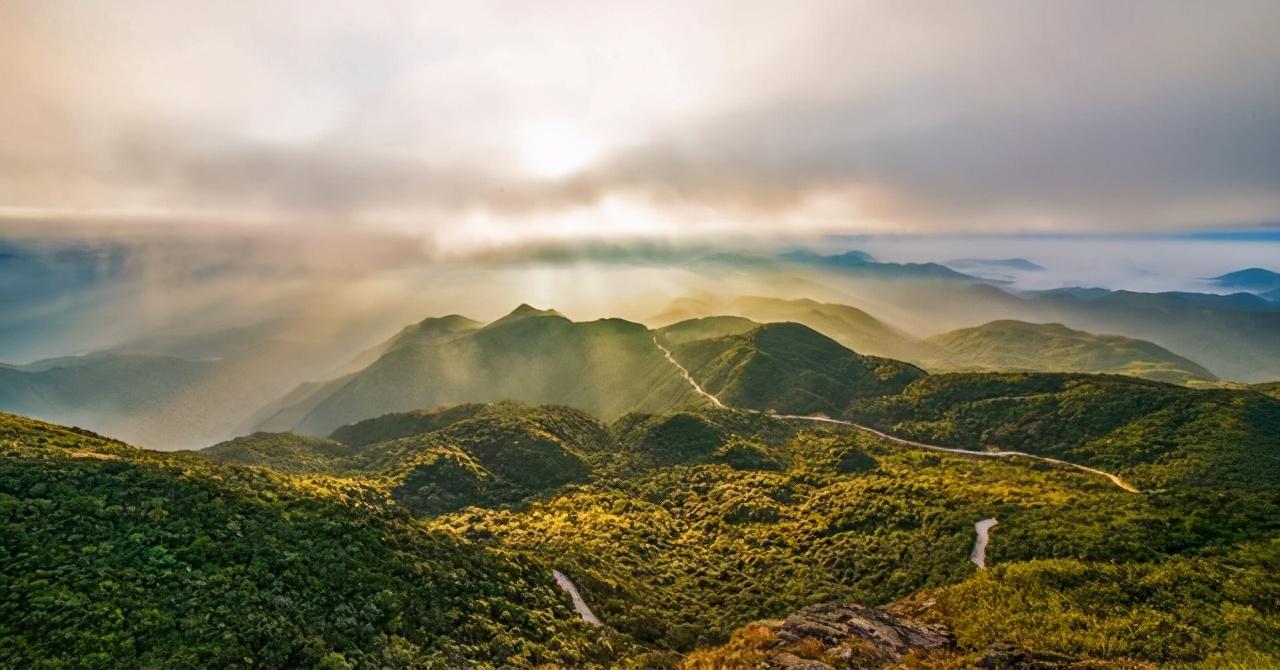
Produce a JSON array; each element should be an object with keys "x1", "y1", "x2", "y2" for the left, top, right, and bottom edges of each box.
[
  {"x1": 5, "y1": 327, "x2": 1279, "y2": 668},
  {"x1": 847, "y1": 372, "x2": 1280, "y2": 489},
  {"x1": 0, "y1": 412, "x2": 620, "y2": 669},
  {"x1": 205, "y1": 381, "x2": 1278, "y2": 667}
]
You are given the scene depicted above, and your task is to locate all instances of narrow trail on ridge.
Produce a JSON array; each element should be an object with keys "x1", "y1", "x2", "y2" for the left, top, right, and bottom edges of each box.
[{"x1": 652, "y1": 337, "x2": 1139, "y2": 493}]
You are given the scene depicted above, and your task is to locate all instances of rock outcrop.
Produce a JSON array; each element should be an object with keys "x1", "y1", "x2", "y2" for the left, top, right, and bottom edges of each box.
[
  {"x1": 770, "y1": 602, "x2": 952, "y2": 662},
  {"x1": 688, "y1": 600, "x2": 1097, "y2": 670}
]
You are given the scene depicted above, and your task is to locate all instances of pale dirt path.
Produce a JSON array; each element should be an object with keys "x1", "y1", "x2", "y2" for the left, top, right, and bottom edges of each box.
[
  {"x1": 653, "y1": 338, "x2": 1139, "y2": 494},
  {"x1": 970, "y1": 518, "x2": 998, "y2": 568},
  {"x1": 553, "y1": 570, "x2": 602, "y2": 626},
  {"x1": 653, "y1": 337, "x2": 726, "y2": 409}
]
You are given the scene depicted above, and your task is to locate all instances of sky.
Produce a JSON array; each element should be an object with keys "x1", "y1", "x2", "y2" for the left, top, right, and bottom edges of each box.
[
  {"x1": 2, "y1": 1, "x2": 1280, "y2": 249},
  {"x1": 3, "y1": 1, "x2": 1280, "y2": 251}
]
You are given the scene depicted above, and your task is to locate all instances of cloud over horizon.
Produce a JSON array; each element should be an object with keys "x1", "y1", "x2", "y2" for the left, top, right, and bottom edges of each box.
[{"x1": 3, "y1": 1, "x2": 1279, "y2": 246}]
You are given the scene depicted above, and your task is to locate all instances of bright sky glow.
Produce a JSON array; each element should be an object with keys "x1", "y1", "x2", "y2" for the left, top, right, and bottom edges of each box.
[{"x1": 517, "y1": 120, "x2": 600, "y2": 179}]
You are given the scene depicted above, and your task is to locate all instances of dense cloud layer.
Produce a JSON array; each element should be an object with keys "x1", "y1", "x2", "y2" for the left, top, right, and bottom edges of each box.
[{"x1": 2, "y1": 1, "x2": 1279, "y2": 245}]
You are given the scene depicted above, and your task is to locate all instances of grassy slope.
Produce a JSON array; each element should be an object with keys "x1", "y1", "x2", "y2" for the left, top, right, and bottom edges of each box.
[
  {"x1": 655, "y1": 316, "x2": 759, "y2": 345},
  {"x1": 670, "y1": 323, "x2": 925, "y2": 416},
  {"x1": 924, "y1": 319, "x2": 1217, "y2": 384},
  {"x1": 1250, "y1": 381, "x2": 1280, "y2": 399},
  {"x1": 52, "y1": 373, "x2": 1280, "y2": 667},
  {"x1": 0, "y1": 412, "x2": 620, "y2": 669}
]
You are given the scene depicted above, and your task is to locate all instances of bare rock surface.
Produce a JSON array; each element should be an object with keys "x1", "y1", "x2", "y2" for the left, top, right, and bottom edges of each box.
[
  {"x1": 773, "y1": 602, "x2": 953, "y2": 657},
  {"x1": 719, "y1": 601, "x2": 1094, "y2": 669}
]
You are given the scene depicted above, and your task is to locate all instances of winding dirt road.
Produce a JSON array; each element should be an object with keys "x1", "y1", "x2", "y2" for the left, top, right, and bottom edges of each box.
[{"x1": 652, "y1": 338, "x2": 1139, "y2": 494}]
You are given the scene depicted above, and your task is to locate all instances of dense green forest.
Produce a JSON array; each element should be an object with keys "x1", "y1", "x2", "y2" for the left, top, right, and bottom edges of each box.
[
  {"x1": 197, "y1": 377, "x2": 1278, "y2": 668},
  {"x1": 4, "y1": 334, "x2": 1279, "y2": 668},
  {"x1": 0, "y1": 413, "x2": 621, "y2": 669},
  {"x1": 846, "y1": 372, "x2": 1280, "y2": 489}
]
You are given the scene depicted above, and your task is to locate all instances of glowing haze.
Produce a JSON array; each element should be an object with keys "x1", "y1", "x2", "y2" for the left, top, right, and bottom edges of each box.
[{"x1": 2, "y1": 1, "x2": 1279, "y2": 250}]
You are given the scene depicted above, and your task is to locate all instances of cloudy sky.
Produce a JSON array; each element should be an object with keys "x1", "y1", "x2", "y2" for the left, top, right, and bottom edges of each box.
[{"x1": 3, "y1": 1, "x2": 1279, "y2": 249}]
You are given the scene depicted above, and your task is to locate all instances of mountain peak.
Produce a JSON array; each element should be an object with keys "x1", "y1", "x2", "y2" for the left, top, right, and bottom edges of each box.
[
  {"x1": 487, "y1": 303, "x2": 564, "y2": 327},
  {"x1": 1209, "y1": 268, "x2": 1280, "y2": 293},
  {"x1": 494, "y1": 302, "x2": 560, "y2": 321},
  {"x1": 1211, "y1": 267, "x2": 1279, "y2": 281},
  {"x1": 511, "y1": 303, "x2": 556, "y2": 317},
  {"x1": 779, "y1": 249, "x2": 875, "y2": 265}
]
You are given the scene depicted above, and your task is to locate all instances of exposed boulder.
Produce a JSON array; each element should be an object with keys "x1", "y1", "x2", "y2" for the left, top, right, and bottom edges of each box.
[
  {"x1": 683, "y1": 601, "x2": 1099, "y2": 669},
  {"x1": 772, "y1": 602, "x2": 951, "y2": 663}
]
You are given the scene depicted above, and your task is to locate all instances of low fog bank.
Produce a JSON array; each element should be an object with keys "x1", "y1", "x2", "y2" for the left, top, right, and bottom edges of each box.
[{"x1": 804, "y1": 233, "x2": 1280, "y2": 294}]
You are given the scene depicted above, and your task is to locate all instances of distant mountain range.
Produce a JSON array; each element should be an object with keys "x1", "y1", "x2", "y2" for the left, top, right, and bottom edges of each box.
[
  {"x1": 779, "y1": 249, "x2": 979, "y2": 281},
  {"x1": 254, "y1": 306, "x2": 700, "y2": 436},
  {"x1": 1209, "y1": 267, "x2": 1280, "y2": 297},
  {"x1": 923, "y1": 320, "x2": 1216, "y2": 384},
  {"x1": 945, "y1": 258, "x2": 1047, "y2": 273},
  {"x1": 650, "y1": 294, "x2": 939, "y2": 364},
  {"x1": 0, "y1": 353, "x2": 215, "y2": 440},
  {"x1": 8, "y1": 286, "x2": 1272, "y2": 448},
  {"x1": 658, "y1": 321, "x2": 924, "y2": 416},
  {"x1": 651, "y1": 295, "x2": 1218, "y2": 385}
]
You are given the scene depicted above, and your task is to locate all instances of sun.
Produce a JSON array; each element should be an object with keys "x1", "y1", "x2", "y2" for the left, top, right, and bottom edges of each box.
[{"x1": 516, "y1": 120, "x2": 599, "y2": 179}]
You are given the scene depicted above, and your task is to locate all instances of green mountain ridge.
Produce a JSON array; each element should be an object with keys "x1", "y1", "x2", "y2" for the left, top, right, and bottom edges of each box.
[
  {"x1": 848, "y1": 372, "x2": 1280, "y2": 489},
  {"x1": 257, "y1": 307, "x2": 703, "y2": 437},
  {"x1": 923, "y1": 319, "x2": 1217, "y2": 384},
  {"x1": 259, "y1": 306, "x2": 925, "y2": 439},
  {"x1": 666, "y1": 322, "x2": 926, "y2": 416},
  {"x1": 198, "y1": 431, "x2": 358, "y2": 473},
  {"x1": 6, "y1": 300, "x2": 1280, "y2": 668},
  {"x1": 651, "y1": 295, "x2": 939, "y2": 365}
]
